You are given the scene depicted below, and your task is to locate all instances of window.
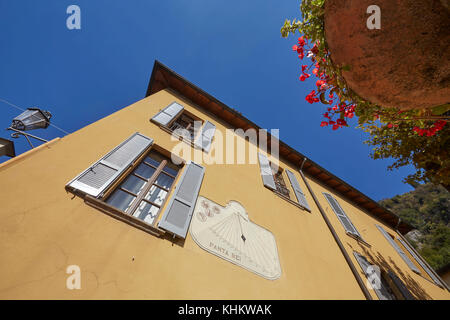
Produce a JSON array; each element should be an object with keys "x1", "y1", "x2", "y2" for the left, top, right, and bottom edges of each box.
[
  {"x1": 271, "y1": 164, "x2": 291, "y2": 199},
  {"x1": 256, "y1": 152, "x2": 310, "y2": 211},
  {"x1": 151, "y1": 102, "x2": 216, "y2": 152},
  {"x1": 105, "y1": 150, "x2": 181, "y2": 225},
  {"x1": 323, "y1": 193, "x2": 361, "y2": 238},
  {"x1": 66, "y1": 132, "x2": 206, "y2": 239},
  {"x1": 353, "y1": 251, "x2": 415, "y2": 300},
  {"x1": 169, "y1": 112, "x2": 201, "y2": 141},
  {"x1": 396, "y1": 235, "x2": 443, "y2": 286},
  {"x1": 376, "y1": 224, "x2": 421, "y2": 274}
]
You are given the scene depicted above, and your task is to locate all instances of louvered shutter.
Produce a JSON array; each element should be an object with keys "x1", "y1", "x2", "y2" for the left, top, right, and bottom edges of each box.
[
  {"x1": 151, "y1": 102, "x2": 184, "y2": 126},
  {"x1": 67, "y1": 132, "x2": 153, "y2": 198},
  {"x1": 353, "y1": 252, "x2": 394, "y2": 300},
  {"x1": 158, "y1": 161, "x2": 205, "y2": 239},
  {"x1": 376, "y1": 224, "x2": 421, "y2": 274},
  {"x1": 323, "y1": 193, "x2": 360, "y2": 237},
  {"x1": 285, "y1": 169, "x2": 310, "y2": 211},
  {"x1": 397, "y1": 237, "x2": 441, "y2": 285},
  {"x1": 257, "y1": 152, "x2": 276, "y2": 190},
  {"x1": 194, "y1": 121, "x2": 216, "y2": 153}
]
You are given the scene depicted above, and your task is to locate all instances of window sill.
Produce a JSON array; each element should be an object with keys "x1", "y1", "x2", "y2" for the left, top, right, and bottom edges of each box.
[
  {"x1": 346, "y1": 231, "x2": 371, "y2": 248},
  {"x1": 84, "y1": 195, "x2": 166, "y2": 238},
  {"x1": 272, "y1": 189, "x2": 311, "y2": 213}
]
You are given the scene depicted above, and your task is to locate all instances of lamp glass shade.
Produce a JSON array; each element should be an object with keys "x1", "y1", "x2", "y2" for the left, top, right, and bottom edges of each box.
[{"x1": 11, "y1": 108, "x2": 51, "y2": 131}]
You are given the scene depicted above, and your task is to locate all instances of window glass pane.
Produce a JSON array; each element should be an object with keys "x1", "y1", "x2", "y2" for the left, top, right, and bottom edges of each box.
[
  {"x1": 155, "y1": 172, "x2": 174, "y2": 189},
  {"x1": 144, "y1": 156, "x2": 160, "y2": 168},
  {"x1": 106, "y1": 189, "x2": 136, "y2": 212},
  {"x1": 163, "y1": 162, "x2": 180, "y2": 176},
  {"x1": 144, "y1": 185, "x2": 168, "y2": 206},
  {"x1": 121, "y1": 175, "x2": 147, "y2": 195},
  {"x1": 134, "y1": 163, "x2": 156, "y2": 179},
  {"x1": 133, "y1": 201, "x2": 160, "y2": 224},
  {"x1": 146, "y1": 151, "x2": 166, "y2": 166}
]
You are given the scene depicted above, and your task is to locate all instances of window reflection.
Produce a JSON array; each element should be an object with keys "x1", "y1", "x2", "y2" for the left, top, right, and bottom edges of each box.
[
  {"x1": 155, "y1": 172, "x2": 174, "y2": 189},
  {"x1": 105, "y1": 149, "x2": 181, "y2": 224},
  {"x1": 106, "y1": 189, "x2": 135, "y2": 212}
]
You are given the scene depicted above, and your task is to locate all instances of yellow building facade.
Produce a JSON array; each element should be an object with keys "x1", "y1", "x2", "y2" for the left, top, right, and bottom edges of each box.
[{"x1": 0, "y1": 61, "x2": 448, "y2": 300}]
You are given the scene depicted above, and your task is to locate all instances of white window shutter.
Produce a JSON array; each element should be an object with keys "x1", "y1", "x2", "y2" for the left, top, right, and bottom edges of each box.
[
  {"x1": 151, "y1": 102, "x2": 184, "y2": 126},
  {"x1": 158, "y1": 161, "x2": 205, "y2": 239},
  {"x1": 285, "y1": 169, "x2": 310, "y2": 211},
  {"x1": 323, "y1": 193, "x2": 361, "y2": 237},
  {"x1": 257, "y1": 152, "x2": 276, "y2": 190},
  {"x1": 376, "y1": 224, "x2": 421, "y2": 274},
  {"x1": 396, "y1": 237, "x2": 442, "y2": 285},
  {"x1": 194, "y1": 121, "x2": 216, "y2": 152},
  {"x1": 67, "y1": 132, "x2": 153, "y2": 198}
]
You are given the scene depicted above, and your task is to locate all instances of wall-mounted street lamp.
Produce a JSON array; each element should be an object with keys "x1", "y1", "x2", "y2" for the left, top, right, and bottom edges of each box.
[
  {"x1": 7, "y1": 107, "x2": 52, "y2": 149},
  {"x1": 11, "y1": 108, "x2": 52, "y2": 131}
]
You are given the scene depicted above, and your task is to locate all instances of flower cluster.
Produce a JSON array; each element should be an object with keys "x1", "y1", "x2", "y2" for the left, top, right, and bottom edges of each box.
[
  {"x1": 292, "y1": 36, "x2": 447, "y2": 136},
  {"x1": 293, "y1": 36, "x2": 355, "y2": 130},
  {"x1": 413, "y1": 120, "x2": 447, "y2": 137}
]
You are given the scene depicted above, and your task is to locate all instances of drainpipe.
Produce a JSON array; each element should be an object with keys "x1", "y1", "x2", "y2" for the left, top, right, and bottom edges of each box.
[{"x1": 298, "y1": 157, "x2": 373, "y2": 300}]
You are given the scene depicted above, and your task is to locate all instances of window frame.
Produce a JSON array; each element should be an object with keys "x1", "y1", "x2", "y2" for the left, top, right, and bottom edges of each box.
[
  {"x1": 271, "y1": 164, "x2": 291, "y2": 199},
  {"x1": 96, "y1": 145, "x2": 184, "y2": 232},
  {"x1": 167, "y1": 110, "x2": 203, "y2": 142},
  {"x1": 157, "y1": 109, "x2": 204, "y2": 148},
  {"x1": 266, "y1": 161, "x2": 308, "y2": 210}
]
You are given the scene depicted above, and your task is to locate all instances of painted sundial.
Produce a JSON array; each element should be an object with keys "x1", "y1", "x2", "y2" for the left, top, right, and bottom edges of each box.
[{"x1": 190, "y1": 196, "x2": 281, "y2": 280}]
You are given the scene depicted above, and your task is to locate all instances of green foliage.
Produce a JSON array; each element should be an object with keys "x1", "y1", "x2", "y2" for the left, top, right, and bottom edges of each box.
[
  {"x1": 379, "y1": 183, "x2": 450, "y2": 270},
  {"x1": 281, "y1": 0, "x2": 450, "y2": 189},
  {"x1": 364, "y1": 120, "x2": 450, "y2": 188}
]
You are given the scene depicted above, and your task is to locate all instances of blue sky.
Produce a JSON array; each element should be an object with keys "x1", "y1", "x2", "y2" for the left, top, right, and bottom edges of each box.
[{"x1": 0, "y1": 0, "x2": 415, "y2": 201}]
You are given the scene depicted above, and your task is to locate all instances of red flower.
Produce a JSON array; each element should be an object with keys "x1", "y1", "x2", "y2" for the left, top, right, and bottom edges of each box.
[
  {"x1": 312, "y1": 68, "x2": 319, "y2": 76},
  {"x1": 316, "y1": 80, "x2": 325, "y2": 88},
  {"x1": 387, "y1": 123, "x2": 393, "y2": 128},
  {"x1": 299, "y1": 74, "x2": 307, "y2": 81},
  {"x1": 298, "y1": 36, "x2": 306, "y2": 47},
  {"x1": 320, "y1": 121, "x2": 328, "y2": 127},
  {"x1": 292, "y1": 45, "x2": 298, "y2": 51},
  {"x1": 305, "y1": 90, "x2": 319, "y2": 104}
]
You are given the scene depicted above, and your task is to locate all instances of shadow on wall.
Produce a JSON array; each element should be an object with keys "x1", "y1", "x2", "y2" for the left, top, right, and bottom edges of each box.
[{"x1": 354, "y1": 243, "x2": 432, "y2": 300}]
